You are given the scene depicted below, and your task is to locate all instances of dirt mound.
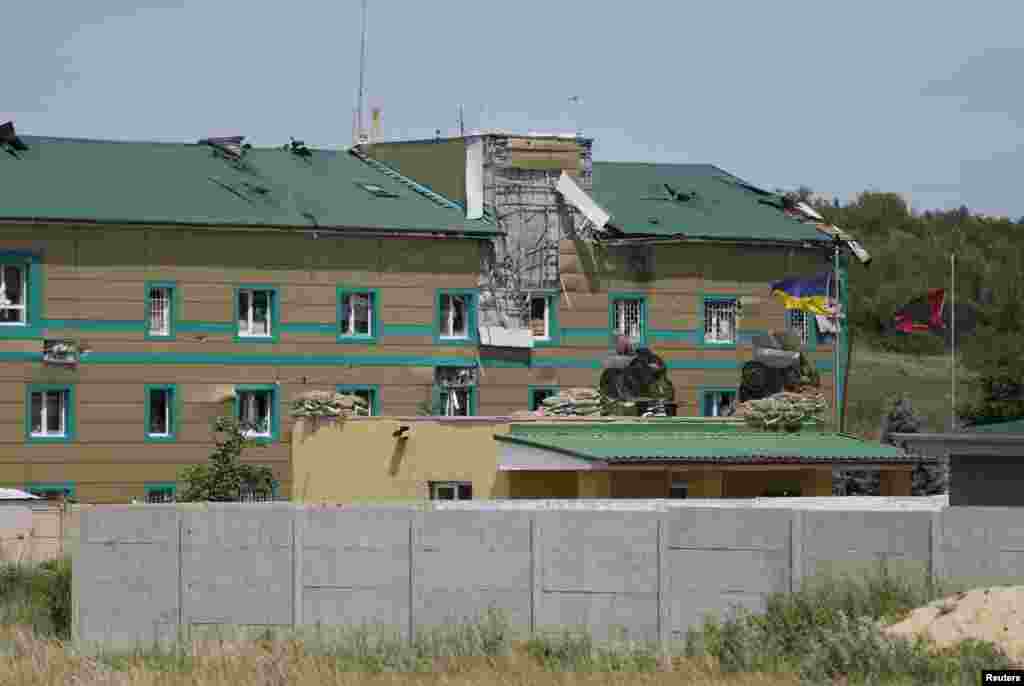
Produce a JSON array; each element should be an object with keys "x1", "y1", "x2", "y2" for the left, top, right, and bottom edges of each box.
[{"x1": 882, "y1": 586, "x2": 1024, "y2": 664}]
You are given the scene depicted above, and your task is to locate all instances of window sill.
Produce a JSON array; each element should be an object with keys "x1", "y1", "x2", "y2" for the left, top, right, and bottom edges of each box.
[
  {"x1": 145, "y1": 434, "x2": 176, "y2": 443},
  {"x1": 337, "y1": 334, "x2": 378, "y2": 345},
  {"x1": 27, "y1": 435, "x2": 72, "y2": 443},
  {"x1": 234, "y1": 334, "x2": 277, "y2": 344}
]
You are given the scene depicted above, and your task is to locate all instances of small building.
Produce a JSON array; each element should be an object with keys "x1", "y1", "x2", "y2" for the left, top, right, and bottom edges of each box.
[
  {"x1": 892, "y1": 419, "x2": 1024, "y2": 506},
  {"x1": 292, "y1": 416, "x2": 928, "y2": 502}
]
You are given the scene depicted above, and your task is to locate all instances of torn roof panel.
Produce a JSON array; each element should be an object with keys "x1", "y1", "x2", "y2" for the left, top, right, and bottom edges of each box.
[
  {"x1": 0, "y1": 136, "x2": 499, "y2": 236},
  {"x1": 590, "y1": 162, "x2": 829, "y2": 244}
]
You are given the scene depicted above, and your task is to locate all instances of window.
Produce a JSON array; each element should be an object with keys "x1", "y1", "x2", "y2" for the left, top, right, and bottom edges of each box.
[
  {"x1": 145, "y1": 385, "x2": 176, "y2": 441},
  {"x1": 786, "y1": 309, "x2": 811, "y2": 347},
  {"x1": 529, "y1": 296, "x2": 550, "y2": 340},
  {"x1": 27, "y1": 386, "x2": 73, "y2": 441},
  {"x1": 237, "y1": 288, "x2": 275, "y2": 338},
  {"x1": 237, "y1": 387, "x2": 275, "y2": 439},
  {"x1": 702, "y1": 389, "x2": 736, "y2": 417},
  {"x1": 27, "y1": 483, "x2": 74, "y2": 501},
  {"x1": 336, "y1": 384, "x2": 378, "y2": 416},
  {"x1": 612, "y1": 298, "x2": 644, "y2": 346},
  {"x1": 439, "y1": 293, "x2": 468, "y2": 338},
  {"x1": 670, "y1": 480, "x2": 688, "y2": 499},
  {"x1": 429, "y1": 481, "x2": 473, "y2": 501},
  {"x1": 440, "y1": 387, "x2": 472, "y2": 416},
  {"x1": 0, "y1": 264, "x2": 27, "y2": 325},
  {"x1": 145, "y1": 283, "x2": 175, "y2": 338},
  {"x1": 703, "y1": 298, "x2": 737, "y2": 344},
  {"x1": 145, "y1": 483, "x2": 176, "y2": 503},
  {"x1": 529, "y1": 386, "x2": 558, "y2": 411},
  {"x1": 337, "y1": 288, "x2": 378, "y2": 341}
]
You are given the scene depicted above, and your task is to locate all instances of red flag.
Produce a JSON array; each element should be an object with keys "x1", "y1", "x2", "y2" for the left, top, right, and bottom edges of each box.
[{"x1": 894, "y1": 289, "x2": 945, "y2": 333}]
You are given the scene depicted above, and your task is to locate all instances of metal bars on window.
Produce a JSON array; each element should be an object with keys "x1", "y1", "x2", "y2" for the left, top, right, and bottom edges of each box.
[
  {"x1": 148, "y1": 287, "x2": 171, "y2": 336},
  {"x1": 786, "y1": 309, "x2": 810, "y2": 346},
  {"x1": 614, "y1": 299, "x2": 643, "y2": 344},
  {"x1": 704, "y1": 299, "x2": 737, "y2": 344}
]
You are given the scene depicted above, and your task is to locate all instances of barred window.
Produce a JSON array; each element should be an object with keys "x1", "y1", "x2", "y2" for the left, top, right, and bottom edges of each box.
[
  {"x1": 704, "y1": 299, "x2": 737, "y2": 344},
  {"x1": 146, "y1": 486, "x2": 175, "y2": 503},
  {"x1": 613, "y1": 299, "x2": 643, "y2": 344},
  {"x1": 786, "y1": 309, "x2": 811, "y2": 346},
  {"x1": 148, "y1": 287, "x2": 172, "y2": 336}
]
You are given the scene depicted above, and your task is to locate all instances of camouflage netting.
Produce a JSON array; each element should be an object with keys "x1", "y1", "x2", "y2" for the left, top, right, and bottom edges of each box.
[
  {"x1": 735, "y1": 390, "x2": 829, "y2": 431},
  {"x1": 290, "y1": 391, "x2": 369, "y2": 418}
]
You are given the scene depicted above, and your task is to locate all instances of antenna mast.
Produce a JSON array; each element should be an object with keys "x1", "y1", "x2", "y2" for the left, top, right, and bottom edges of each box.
[{"x1": 355, "y1": 0, "x2": 369, "y2": 145}]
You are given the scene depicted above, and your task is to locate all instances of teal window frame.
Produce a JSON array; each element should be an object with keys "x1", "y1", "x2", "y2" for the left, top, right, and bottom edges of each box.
[
  {"x1": 432, "y1": 384, "x2": 478, "y2": 417},
  {"x1": 0, "y1": 251, "x2": 43, "y2": 339},
  {"x1": 233, "y1": 284, "x2": 280, "y2": 343},
  {"x1": 144, "y1": 281, "x2": 177, "y2": 340},
  {"x1": 699, "y1": 386, "x2": 738, "y2": 418},
  {"x1": 699, "y1": 293, "x2": 739, "y2": 349},
  {"x1": 528, "y1": 292, "x2": 561, "y2": 348},
  {"x1": 144, "y1": 384, "x2": 179, "y2": 442},
  {"x1": 434, "y1": 289, "x2": 479, "y2": 345},
  {"x1": 336, "y1": 384, "x2": 380, "y2": 416},
  {"x1": 336, "y1": 287, "x2": 379, "y2": 344},
  {"x1": 528, "y1": 385, "x2": 560, "y2": 411},
  {"x1": 25, "y1": 384, "x2": 75, "y2": 443},
  {"x1": 144, "y1": 482, "x2": 177, "y2": 503},
  {"x1": 25, "y1": 482, "x2": 75, "y2": 500},
  {"x1": 785, "y1": 308, "x2": 819, "y2": 352},
  {"x1": 234, "y1": 384, "x2": 280, "y2": 444},
  {"x1": 607, "y1": 292, "x2": 648, "y2": 348}
]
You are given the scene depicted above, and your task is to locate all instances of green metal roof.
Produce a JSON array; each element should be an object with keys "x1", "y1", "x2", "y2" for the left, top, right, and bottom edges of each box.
[
  {"x1": 967, "y1": 418, "x2": 1024, "y2": 433},
  {"x1": 590, "y1": 162, "x2": 828, "y2": 244},
  {"x1": 495, "y1": 422, "x2": 923, "y2": 464},
  {"x1": 0, "y1": 136, "x2": 497, "y2": 236}
]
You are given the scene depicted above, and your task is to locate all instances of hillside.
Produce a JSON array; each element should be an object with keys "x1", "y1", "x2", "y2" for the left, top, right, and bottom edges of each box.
[{"x1": 844, "y1": 346, "x2": 978, "y2": 439}]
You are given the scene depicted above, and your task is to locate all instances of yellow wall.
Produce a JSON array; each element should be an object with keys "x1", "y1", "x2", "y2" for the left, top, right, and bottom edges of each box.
[{"x1": 291, "y1": 417, "x2": 513, "y2": 503}]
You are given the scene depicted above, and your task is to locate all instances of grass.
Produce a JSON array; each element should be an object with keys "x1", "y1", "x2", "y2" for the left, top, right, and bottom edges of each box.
[
  {"x1": 843, "y1": 346, "x2": 979, "y2": 438},
  {"x1": 0, "y1": 556, "x2": 1015, "y2": 685}
]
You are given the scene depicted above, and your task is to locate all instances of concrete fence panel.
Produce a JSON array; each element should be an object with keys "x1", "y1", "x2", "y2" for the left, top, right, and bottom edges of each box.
[
  {"x1": 181, "y1": 505, "x2": 294, "y2": 629},
  {"x1": 74, "y1": 506, "x2": 180, "y2": 651},
  {"x1": 537, "y1": 511, "x2": 660, "y2": 641},
  {"x1": 664, "y1": 507, "x2": 791, "y2": 639},
  {"x1": 802, "y1": 510, "x2": 932, "y2": 584},
  {"x1": 941, "y1": 508, "x2": 1024, "y2": 591},
  {"x1": 414, "y1": 510, "x2": 533, "y2": 636},
  {"x1": 301, "y1": 508, "x2": 413, "y2": 636}
]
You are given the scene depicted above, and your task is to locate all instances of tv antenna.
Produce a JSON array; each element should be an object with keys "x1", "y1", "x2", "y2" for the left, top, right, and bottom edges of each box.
[{"x1": 354, "y1": 0, "x2": 369, "y2": 145}]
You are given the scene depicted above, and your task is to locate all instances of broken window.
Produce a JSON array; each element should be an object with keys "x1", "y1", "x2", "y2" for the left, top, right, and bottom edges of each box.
[
  {"x1": 147, "y1": 387, "x2": 173, "y2": 438},
  {"x1": 439, "y1": 294, "x2": 468, "y2": 339},
  {"x1": 703, "y1": 390, "x2": 736, "y2": 418},
  {"x1": 786, "y1": 309, "x2": 811, "y2": 346},
  {"x1": 0, "y1": 264, "x2": 27, "y2": 325},
  {"x1": 238, "y1": 390, "x2": 273, "y2": 437},
  {"x1": 340, "y1": 291, "x2": 374, "y2": 337},
  {"x1": 529, "y1": 296, "x2": 550, "y2": 340},
  {"x1": 613, "y1": 298, "x2": 644, "y2": 345},
  {"x1": 238, "y1": 289, "x2": 273, "y2": 338},
  {"x1": 704, "y1": 298, "x2": 737, "y2": 344},
  {"x1": 148, "y1": 286, "x2": 172, "y2": 337},
  {"x1": 30, "y1": 390, "x2": 67, "y2": 437},
  {"x1": 429, "y1": 481, "x2": 472, "y2": 501},
  {"x1": 436, "y1": 366, "x2": 477, "y2": 417},
  {"x1": 530, "y1": 387, "x2": 557, "y2": 411}
]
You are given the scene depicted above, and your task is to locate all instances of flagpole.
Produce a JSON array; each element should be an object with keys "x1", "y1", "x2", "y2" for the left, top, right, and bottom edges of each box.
[
  {"x1": 951, "y1": 252, "x2": 956, "y2": 432},
  {"x1": 833, "y1": 240, "x2": 840, "y2": 431}
]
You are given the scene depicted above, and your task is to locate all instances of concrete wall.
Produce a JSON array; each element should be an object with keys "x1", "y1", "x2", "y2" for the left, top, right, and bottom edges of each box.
[{"x1": 74, "y1": 503, "x2": 1024, "y2": 651}]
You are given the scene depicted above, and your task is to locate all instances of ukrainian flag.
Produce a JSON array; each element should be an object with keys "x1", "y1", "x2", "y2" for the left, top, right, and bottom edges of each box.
[{"x1": 769, "y1": 271, "x2": 835, "y2": 315}]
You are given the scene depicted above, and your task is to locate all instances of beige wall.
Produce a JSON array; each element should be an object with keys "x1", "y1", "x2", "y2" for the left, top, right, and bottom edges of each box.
[{"x1": 0, "y1": 504, "x2": 77, "y2": 563}]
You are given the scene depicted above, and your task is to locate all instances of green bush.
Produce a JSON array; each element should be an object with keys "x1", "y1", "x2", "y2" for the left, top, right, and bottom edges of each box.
[
  {"x1": 684, "y1": 561, "x2": 1013, "y2": 684},
  {"x1": 525, "y1": 629, "x2": 660, "y2": 672}
]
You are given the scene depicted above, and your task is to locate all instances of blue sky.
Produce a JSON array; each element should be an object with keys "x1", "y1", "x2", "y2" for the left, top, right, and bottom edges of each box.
[{"x1": 5, "y1": 1, "x2": 1023, "y2": 217}]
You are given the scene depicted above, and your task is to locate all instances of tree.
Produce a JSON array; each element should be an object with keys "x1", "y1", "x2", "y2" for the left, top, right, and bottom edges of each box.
[{"x1": 178, "y1": 416, "x2": 276, "y2": 502}]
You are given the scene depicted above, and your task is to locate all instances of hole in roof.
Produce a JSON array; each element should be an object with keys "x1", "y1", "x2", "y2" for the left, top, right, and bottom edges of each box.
[{"x1": 355, "y1": 182, "x2": 399, "y2": 198}]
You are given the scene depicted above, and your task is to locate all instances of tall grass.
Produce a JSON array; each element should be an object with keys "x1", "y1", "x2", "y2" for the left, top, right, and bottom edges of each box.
[
  {"x1": 0, "y1": 556, "x2": 71, "y2": 639},
  {"x1": 684, "y1": 560, "x2": 1012, "y2": 684}
]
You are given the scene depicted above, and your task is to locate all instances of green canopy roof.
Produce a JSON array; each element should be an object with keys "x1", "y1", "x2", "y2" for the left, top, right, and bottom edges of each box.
[
  {"x1": 0, "y1": 136, "x2": 497, "y2": 236},
  {"x1": 967, "y1": 418, "x2": 1024, "y2": 433},
  {"x1": 590, "y1": 162, "x2": 828, "y2": 244},
  {"x1": 495, "y1": 422, "x2": 924, "y2": 465}
]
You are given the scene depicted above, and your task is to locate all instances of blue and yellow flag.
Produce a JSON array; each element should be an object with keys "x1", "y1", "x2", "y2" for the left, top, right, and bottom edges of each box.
[{"x1": 769, "y1": 271, "x2": 835, "y2": 315}]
